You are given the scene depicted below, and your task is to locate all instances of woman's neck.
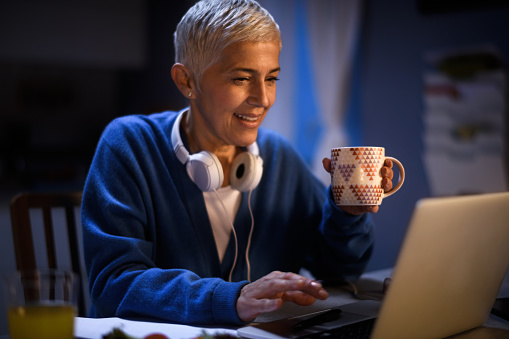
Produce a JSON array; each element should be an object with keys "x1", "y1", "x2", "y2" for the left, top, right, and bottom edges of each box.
[{"x1": 182, "y1": 110, "x2": 240, "y2": 186}]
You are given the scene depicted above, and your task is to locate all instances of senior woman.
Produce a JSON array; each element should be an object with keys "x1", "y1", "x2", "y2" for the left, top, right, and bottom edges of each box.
[{"x1": 82, "y1": 0, "x2": 392, "y2": 325}]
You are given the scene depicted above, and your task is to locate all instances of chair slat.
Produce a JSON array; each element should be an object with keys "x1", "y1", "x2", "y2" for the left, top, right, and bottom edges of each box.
[
  {"x1": 10, "y1": 191, "x2": 87, "y2": 316},
  {"x1": 42, "y1": 206, "x2": 58, "y2": 269},
  {"x1": 10, "y1": 194, "x2": 37, "y2": 270},
  {"x1": 65, "y1": 205, "x2": 82, "y2": 275}
]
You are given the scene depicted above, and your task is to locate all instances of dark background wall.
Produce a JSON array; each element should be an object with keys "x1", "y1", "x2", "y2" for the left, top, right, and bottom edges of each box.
[
  {"x1": 0, "y1": 0, "x2": 508, "y2": 336},
  {"x1": 0, "y1": 1, "x2": 194, "y2": 193},
  {"x1": 358, "y1": 0, "x2": 509, "y2": 270},
  {"x1": 0, "y1": 2, "x2": 190, "y2": 334},
  {"x1": 0, "y1": 0, "x2": 508, "y2": 304}
]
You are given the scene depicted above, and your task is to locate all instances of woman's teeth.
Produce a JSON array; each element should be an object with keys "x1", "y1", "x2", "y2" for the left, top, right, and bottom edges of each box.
[{"x1": 234, "y1": 113, "x2": 258, "y2": 122}]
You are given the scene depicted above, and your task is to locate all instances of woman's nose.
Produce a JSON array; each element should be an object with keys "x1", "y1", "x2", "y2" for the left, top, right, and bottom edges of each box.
[{"x1": 247, "y1": 81, "x2": 270, "y2": 107}]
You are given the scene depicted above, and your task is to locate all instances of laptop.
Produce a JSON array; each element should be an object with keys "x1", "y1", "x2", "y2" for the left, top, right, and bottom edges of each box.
[{"x1": 238, "y1": 191, "x2": 509, "y2": 338}]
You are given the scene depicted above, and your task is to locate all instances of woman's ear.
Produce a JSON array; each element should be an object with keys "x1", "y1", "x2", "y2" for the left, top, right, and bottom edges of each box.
[{"x1": 171, "y1": 63, "x2": 195, "y2": 99}]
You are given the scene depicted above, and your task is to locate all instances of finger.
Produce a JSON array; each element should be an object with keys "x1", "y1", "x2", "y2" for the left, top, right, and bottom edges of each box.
[
  {"x1": 340, "y1": 206, "x2": 363, "y2": 215},
  {"x1": 284, "y1": 279, "x2": 328, "y2": 301},
  {"x1": 341, "y1": 205, "x2": 378, "y2": 215},
  {"x1": 270, "y1": 275, "x2": 323, "y2": 299},
  {"x1": 322, "y1": 158, "x2": 332, "y2": 173},
  {"x1": 380, "y1": 166, "x2": 394, "y2": 180},
  {"x1": 282, "y1": 291, "x2": 318, "y2": 306},
  {"x1": 237, "y1": 272, "x2": 321, "y2": 322},
  {"x1": 262, "y1": 271, "x2": 303, "y2": 285},
  {"x1": 265, "y1": 273, "x2": 327, "y2": 300},
  {"x1": 357, "y1": 205, "x2": 378, "y2": 214},
  {"x1": 384, "y1": 159, "x2": 393, "y2": 168},
  {"x1": 242, "y1": 272, "x2": 309, "y2": 299},
  {"x1": 382, "y1": 177, "x2": 393, "y2": 191}
]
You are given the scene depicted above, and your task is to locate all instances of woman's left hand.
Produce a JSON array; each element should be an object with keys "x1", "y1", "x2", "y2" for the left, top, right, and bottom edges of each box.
[{"x1": 322, "y1": 158, "x2": 394, "y2": 216}]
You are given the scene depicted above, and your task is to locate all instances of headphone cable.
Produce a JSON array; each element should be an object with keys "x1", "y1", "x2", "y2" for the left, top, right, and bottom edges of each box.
[
  {"x1": 214, "y1": 189, "x2": 239, "y2": 282},
  {"x1": 213, "y1": 188, "x2": 255, "y2": 282},
  {"x1": 245, "y1": 189, "x2": 255, "y2": 282}
]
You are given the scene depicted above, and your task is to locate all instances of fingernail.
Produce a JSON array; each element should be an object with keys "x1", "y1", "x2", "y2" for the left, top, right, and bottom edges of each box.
[{"x1": 311, "y1": 281, "x2": 322, "y2": 288}]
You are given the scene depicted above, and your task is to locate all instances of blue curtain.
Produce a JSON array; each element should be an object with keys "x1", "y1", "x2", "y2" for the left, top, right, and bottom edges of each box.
[
  {"x1": 293, "y1": 0, "x2": 323, "y2": 164},
  {"x1": 343, "y1": 31, "x2": 363, "y2": 147}
]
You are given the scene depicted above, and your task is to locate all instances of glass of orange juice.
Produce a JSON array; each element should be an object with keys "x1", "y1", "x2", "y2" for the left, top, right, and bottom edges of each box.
[{"x1": 4, "y1": 270, "x2": 78, "y2": 339}]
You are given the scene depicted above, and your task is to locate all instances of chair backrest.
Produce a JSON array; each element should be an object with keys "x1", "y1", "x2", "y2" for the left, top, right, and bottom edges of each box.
[{"x1": 10, "y1": 191, "x2": 89, "y2": 316}]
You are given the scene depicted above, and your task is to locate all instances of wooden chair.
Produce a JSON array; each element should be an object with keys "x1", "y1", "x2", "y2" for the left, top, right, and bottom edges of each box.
[{"x1": 10, "y1": 191, "x2": 90, "y2": 316}]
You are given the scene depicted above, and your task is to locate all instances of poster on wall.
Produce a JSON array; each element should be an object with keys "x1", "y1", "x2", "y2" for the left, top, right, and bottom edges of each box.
[{"x1": 422, "y1": 46, "x2": 508, "y2": 196}]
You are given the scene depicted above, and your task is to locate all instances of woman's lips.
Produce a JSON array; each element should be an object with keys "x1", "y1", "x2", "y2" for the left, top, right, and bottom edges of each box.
[{"x1": 234, "y1": 113, "x2": 259, "y2": 122}]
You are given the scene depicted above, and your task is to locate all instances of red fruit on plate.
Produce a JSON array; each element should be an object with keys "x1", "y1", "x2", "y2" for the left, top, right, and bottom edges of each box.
[{"x1": 144, "y1": 334, "x2": 169, "y2": 339}]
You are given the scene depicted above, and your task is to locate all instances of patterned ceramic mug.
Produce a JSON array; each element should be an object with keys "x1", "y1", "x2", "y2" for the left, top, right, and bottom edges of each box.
[{"x1": 331, "y1": 147, "x2": 405, "y2": 206}]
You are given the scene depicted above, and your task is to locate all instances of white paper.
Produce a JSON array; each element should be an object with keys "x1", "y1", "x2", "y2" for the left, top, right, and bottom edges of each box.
[
  {"x1": 421, "y1": 66, "x2": 507, "y2": 196},
  {"x1": 75, "y1": 317, "x2": 238, "y2": 339}
]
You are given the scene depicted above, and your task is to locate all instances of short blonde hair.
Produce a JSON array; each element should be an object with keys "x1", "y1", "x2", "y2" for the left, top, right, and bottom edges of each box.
[{"x1": 174, "y1": 0, "x2": 281, "y2": 89}]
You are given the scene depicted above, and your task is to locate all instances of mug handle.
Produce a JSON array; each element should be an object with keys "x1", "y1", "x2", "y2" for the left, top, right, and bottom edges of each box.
[{"x1": 383, "y1": 157, "x2": 405, "y2": 198}]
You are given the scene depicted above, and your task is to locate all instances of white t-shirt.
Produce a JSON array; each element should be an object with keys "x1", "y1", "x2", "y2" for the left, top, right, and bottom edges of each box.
[{"x1": 203, "y1": 186, "x2": 241, "y2": 262}]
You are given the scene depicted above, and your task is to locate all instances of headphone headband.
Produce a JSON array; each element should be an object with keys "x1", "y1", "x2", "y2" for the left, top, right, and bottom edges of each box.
[{"x1": 171, "y1": 110, "x2": 191, "y2": 165}]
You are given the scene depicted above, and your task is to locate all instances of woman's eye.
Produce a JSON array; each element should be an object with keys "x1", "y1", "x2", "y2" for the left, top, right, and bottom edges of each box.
[
  {"x1": 233, "y1": 76, "x2": 279, "y2": 85},
  {"x1": 233, "y1": 77, "x2": 249, "y2": 84},
  {"x1": 267, "y1": 77, "x2": 280, "y2": 83}
]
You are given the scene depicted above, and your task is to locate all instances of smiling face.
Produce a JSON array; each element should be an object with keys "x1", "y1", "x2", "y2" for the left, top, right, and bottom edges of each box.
[{"x1": 186, "y1": 41, "x2": 280, "y2": 153}]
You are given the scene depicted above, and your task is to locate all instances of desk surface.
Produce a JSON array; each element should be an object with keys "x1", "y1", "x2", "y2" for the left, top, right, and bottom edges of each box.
[{"x1": 74, "y1": 268, "x2": 509, "y2": 339}]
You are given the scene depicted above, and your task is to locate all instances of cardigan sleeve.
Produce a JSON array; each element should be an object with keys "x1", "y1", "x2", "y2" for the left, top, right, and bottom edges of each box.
[
  {"x1": 311, "y1": 187, "x2": 374, "y2": 282},
  {"x1": 295, "y1": 172, "x2": 374, "y2": 283},
  {"x1": 81, "y1": 117, "x2": 249, "y2": 325},
  {"x1": 253, "y1": 130, "x2": 374, "y2": 283}
]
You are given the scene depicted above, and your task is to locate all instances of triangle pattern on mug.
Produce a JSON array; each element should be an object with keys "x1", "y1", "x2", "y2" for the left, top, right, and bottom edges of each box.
[
  {"x1": 331, "y1": 147, "x2": 385, "y2": 205},
  {"x1": 350, "y1": 184, "x2": 384, "y2": 205},
  {"x1": 337, "y1": 164, "x2": 356, "y2": 182},
  {"x1": 332, "y1": 184, "x2": 358, "y2": 204},
  {"x1": 355, "y1": 147, "x2": 383, "y2": 181}
]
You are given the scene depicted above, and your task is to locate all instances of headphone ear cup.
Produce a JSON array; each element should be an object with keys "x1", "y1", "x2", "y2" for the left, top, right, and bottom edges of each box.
[
  {"x1": 186, "y1": 152, "x2": 224, "y2": 192},
  {"x1": 230, "y1": 152, "x2": 263, "y2": 192}
]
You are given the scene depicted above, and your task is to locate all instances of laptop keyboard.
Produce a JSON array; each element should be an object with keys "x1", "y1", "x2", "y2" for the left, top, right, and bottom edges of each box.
[{"x1": 296, "y1": 318, "x2": 376, "y2": 339}]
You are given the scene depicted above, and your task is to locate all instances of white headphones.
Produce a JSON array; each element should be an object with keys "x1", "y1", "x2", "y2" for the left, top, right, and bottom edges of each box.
[{"x1": 171, "y1": 111, "x2": 264, "y2": 192}]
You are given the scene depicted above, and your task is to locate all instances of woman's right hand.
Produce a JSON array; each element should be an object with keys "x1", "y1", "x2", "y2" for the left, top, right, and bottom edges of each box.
[{"x1": 236, "y1": 271, "x2": 328, "y2": 322}]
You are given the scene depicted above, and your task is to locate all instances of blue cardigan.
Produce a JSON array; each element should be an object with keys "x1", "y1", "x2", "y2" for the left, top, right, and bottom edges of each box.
[{"x1": 81, "y1": 110, "x2": 374, "y2": 325}]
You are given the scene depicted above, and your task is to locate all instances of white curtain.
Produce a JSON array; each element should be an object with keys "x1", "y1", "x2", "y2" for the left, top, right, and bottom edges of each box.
[{"x1": 259, "y1": 0, "x2": 364, "y2": 184}]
